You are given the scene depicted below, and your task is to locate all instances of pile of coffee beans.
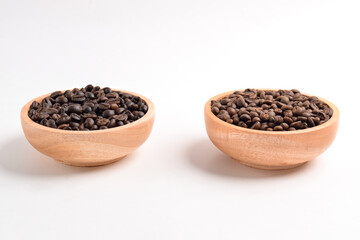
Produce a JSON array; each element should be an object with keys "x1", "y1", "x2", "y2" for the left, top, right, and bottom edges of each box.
[
  {"x1": 211, "y1": 89, "x2": 333, "y2": 131},
  {"x1": 28, "y1": 85, "x2": 148, "y2": 131}
]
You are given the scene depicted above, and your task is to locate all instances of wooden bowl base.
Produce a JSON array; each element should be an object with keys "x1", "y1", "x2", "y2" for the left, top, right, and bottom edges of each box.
[
  {"x1": 56, "y1": 156, "x2": 126, "y2": 167},
  {"x1": 231, "y1": 158, "x2": 308, "y2": 170}
]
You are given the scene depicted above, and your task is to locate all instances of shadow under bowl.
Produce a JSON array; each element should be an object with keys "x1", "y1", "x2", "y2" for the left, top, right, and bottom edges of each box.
[
  {"x1": 21, "y1": 89, "x2": 155, "y2": 167},
  {"x1": 204, "y1": 90, "x2": 339, "y2": 170}
]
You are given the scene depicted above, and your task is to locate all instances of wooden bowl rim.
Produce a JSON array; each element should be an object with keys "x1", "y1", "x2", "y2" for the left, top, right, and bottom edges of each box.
[
  {"x1": 21, "y1": 89, "x2": 155, "y2": 135},
  {"x1": 205, "y1": 89, "x2": 339, "y2": 135}
]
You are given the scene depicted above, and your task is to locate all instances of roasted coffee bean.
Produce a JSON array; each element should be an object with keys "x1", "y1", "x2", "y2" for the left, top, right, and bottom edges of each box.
[
  {"x1": 98, "y1": 102, "x2": 110, "y2": 110},
  {"x1": 102, "y1": 109, "x2": 115, "y2": 118},
  {"x1": 82, "y1": 105, "x2": 92, "y2": 113},
  {"x1": 96, "y1": 118, "x2": 109, "y2": 126},
  {"x1": 58, "y1": 124, "x2": 70, "y2": 129},
  {"x1": 211, "y1": 89, "x2": 332, "y2": 131},
  {"x1": 211, "y1": 107, "x2": 220, "y2": 115},
  {"x1": 56, "y1": 96, "x2": 68, "y2": 104},
  {"x1": 107, "y1": 119, "x2": 117, "y2": 128},
  {"x1": 50, "y1": 91, "x2": 63, "y2": 98},
  {"x1": 274, "y1": 125, "x2": 283, "y2": 131},
  {"x1": 70, "y1": 113, "x2": 81, "y2": 121},
  {"x1": 45, "y1": 108, "x2": 58, "y2": 115},
  {"x1": 85, "y1": 92, "x2": 95, "y2": 99},
  {"x1": 83, "y1": 112, "x2": 97, "y2": 119},
  {"x1": 227, "y1": 107, "x2": 237, "y2": 116},
  {"x1": 67, "y1": 104, "x2": 82, "y2": 114},
  {"x1": 28, "y1": 85, "x2": 148, "y2": 130},
  {"x1": 70, "y1": 122, "x2": 80, "y2": 128},
  {"x1": 46, "y1": 119, "x2": 57, "y2": 128},
  {"x1": 71, "y1": 94, "x2": 86, "y2": 102},
  {"x1": 251, "y1": 121, "x2": 261, "y2": 130},
  {"x1": 110, "y1": 103, "x2": 119, "y2": 110},
  {"x1": 239, "y1": 114, "x2": 251, "y2": 121},
  {"x1": 84, "y1": 118, "x2": 95, "y2": 128}
]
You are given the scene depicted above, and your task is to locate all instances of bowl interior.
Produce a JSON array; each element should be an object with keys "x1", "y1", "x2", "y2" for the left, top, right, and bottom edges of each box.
[
  {"x1": 205, "y1": 89, "x2": 339, "y2": 135},
  {"x1": 21, "y1": 89, "x2": 155, "y2": 134}
]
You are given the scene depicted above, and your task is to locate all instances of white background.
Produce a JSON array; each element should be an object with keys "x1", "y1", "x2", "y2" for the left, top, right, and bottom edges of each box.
[{"x1": 0, "y1": 0, "x2": 359, "y2": 239}]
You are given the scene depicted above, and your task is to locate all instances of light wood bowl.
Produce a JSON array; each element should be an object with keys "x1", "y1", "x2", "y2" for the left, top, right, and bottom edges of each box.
[
  {"x1": 204, "y1": 90, "x2": 339, "y2": 170},
  {"x1": 21, "y1": 90, "x2": 155, "y2": 167}
]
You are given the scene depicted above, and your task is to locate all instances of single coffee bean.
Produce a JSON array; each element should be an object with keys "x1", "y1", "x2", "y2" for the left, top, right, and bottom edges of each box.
[
  {"x1": 274, "y1": 125, "x2": 283, "y2": 131},
  {"x1": 84, "y1": 118, "x2": 95, "y2": 128},
  {"x1": 102, "y1": 109, "x2": 115, "y2": 118},
  {"x1": 107, "y1": 119, "x2": 117, "y2": 128},
  {"x1": 227, "y1": 107, "x2": 237, "y2": 116},
  {"x1": 99, "y1": 102, "x2": 110, "y2": 110},
  {"x1": 211, "y1": 107, "x2": 220, "y2": 115},
  {"x1": 70, "y1": 113, "x2": 81, "y2": 121},
  {"x1": 251, "y1": 121, "x2": 261, "y2": 130},
  {"x1": 56, "y1": 96, "x2": 68, "y2": 104},
  {"x1": 50, "y1": 91, "x2": 63, "y2": 98},
  {"x1": 96, "y1": 118, "x2": 109, "y2": 126},
  {"x1": 46, "y1": 119, "x2": 57, "y2": 128},
  {"x1": 67, "y1": 104, "x2": 82, "y2": 114},
  {"x1": 56, "y1": 116, "x2": 71, "y2": 125}
]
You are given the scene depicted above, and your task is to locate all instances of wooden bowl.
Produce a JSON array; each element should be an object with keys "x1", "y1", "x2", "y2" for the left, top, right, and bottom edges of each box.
[
  {"x1": 21, "y1": 90, "x2": 155, "y2": 167},
  {"x1": 204, "y1": 90, "x2": 339, "y2": 170}
]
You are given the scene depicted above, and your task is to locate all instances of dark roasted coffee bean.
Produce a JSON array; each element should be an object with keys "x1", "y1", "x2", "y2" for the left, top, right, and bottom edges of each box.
[
  {"x1": 99, "y1": 126, "x2": 108, "y2": 130},
  {"x1": 50, "y1": 91, "x2": 63, "y2": 98},
  {"x1": 290, "y1": 121, "x2": 303, "y2": 129},
  {"x1": 297, "y1": 116, "x2": 308, "y2": 122},
  {"x1": 307, "y1": 117, "x2": 315, "y2": 127},
  {"x1": 70, "y1": 113, "x2": 81, "y2": 121},
  {"x1": 67, "y1": 104, "x2": 82, "y2": 114},
  {"x1": 110, "y1": 103, "x2": 119, "y2": 110},
  {"x1": 260, "y1": 112, "x2": 270, "y2": 121},
  {"x1": 46, "y1": 119, "x2": 57, "y2": 128},
  {"x1": 82, "y1": 105, "x2": 92, "y2": 113},
  {"x1": 83, "y1": 112, "x2": 97, "y2": 119},
  {"x1": 71, "y1": 94, "x2": 86, "y2": 102},
  {"x1": 56, "y1": 96, "x2": 68, "y2": 104},
  {"x1": 283, "y1": 116, "x2": 293, "y2": 124},
  {"x1": 280, "y1": 123, "x2": 289, "y2": 130},
  {"x1": 85, "y1": 92, "x2": 95, "y2": 99},
  {"x1": 235, "y1": 96, "x2": 246, "y2": 107},
  {"x1": 84, "y1": 118, "x2": 95, "y2": 129},
  {"x1": 251, "y1": 121, "x2": 261, "y2": 130},
  {"x1": 107, "y1": 119, "x2": 117, "y2": 128},
  {"x1": 211, "y1": 107, "x2": 220, "y2": 115},
  {"x1": 96, "y1": 118, "x2": 109, "y2": 126},
  {"x1": 274, "y1": 125, "x2": 283, "y2": 131},
  {"x1": 98, "y1": 102, "x2": 110, "y2": 110},
  {"x1": 239, "y1": 114, "x2": 251, "y2": 121},
  {"x1": 70, "y1": 122, "x2": 80, "y2": 128},
  {"x1": 46, "y1": 108, "x2": 58, "y2": 115},
  {"x1": 227, "y1": 107, "x2": 237, "y2": 116},
  {"x1": 56, "y1": 115, "x2": 71, "y2": 125},
  {"x1": 274, "y1": 116, "x2": 283, "y2": 125},
  {"x1": 58, "y1": 124, "x2": 70, "y2": 129},
  {"x1": 102, "y1": 110, "x2": 115, "y2": 118}
]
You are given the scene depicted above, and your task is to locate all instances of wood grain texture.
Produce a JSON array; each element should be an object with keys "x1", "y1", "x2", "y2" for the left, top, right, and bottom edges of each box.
[
  {"x1": 204, "y1": 90, "x2": 339, "y2": 170},
  {"x1": 21, "y1": 90, "x2": 155, "y2": 167}
]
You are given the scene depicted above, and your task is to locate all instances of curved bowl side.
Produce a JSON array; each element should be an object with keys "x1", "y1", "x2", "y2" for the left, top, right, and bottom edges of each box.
[
  {"x1": 21, "y1": 90, "x2": 155, "y2": 166},
  {"x1": 204, "y1": 90, "x2": 339, "y2": 169}
]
